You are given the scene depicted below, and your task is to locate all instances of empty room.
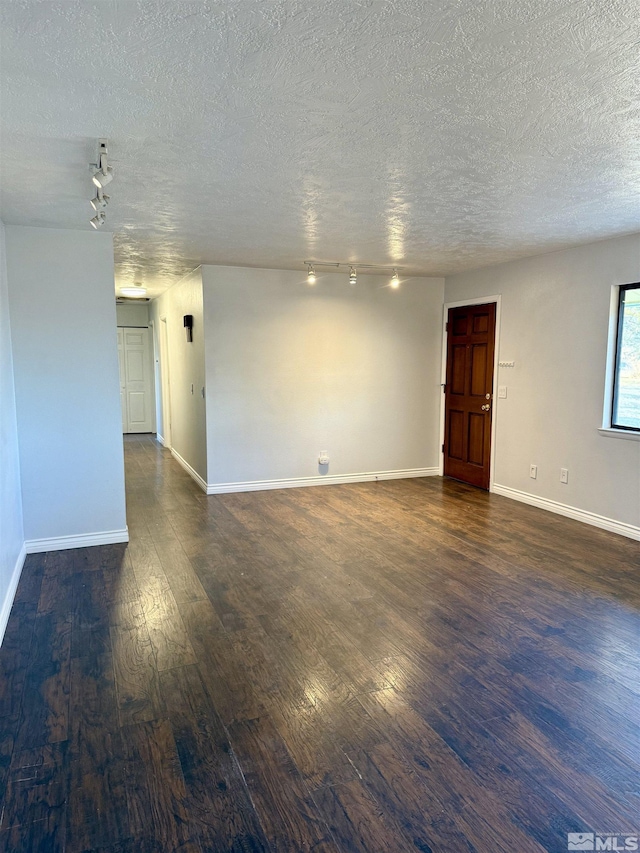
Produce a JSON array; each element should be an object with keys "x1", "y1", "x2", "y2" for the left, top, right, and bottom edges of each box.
[{"x1": 0, "y1": 2, "x2": 639, "y2": 852}]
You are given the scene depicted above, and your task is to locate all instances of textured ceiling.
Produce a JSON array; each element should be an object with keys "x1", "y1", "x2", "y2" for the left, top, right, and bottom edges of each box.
[{"x1": 1, "y1": 0, "x2": 639, "y2": 296}]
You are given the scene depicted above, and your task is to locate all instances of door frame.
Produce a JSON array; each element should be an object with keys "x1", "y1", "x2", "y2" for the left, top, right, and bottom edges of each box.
[
  {"x1": 439, "y1": 294, "x2": 502, "y2": 491},
  {"x1": 159, "y1": 315, "x2": 172, "y2": 449},
  {"x1": 149, "y1": 319, "x2": 161, "y2": 436}
]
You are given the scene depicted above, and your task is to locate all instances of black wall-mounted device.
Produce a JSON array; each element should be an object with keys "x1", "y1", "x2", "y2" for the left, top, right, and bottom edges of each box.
[{"x1": 183, "y1": 314, "x2": 193, "y2": 342}]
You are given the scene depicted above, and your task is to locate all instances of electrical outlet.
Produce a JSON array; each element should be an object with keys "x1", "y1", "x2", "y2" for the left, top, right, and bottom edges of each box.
[
  {"x1": 318, "y1": 451, "x2": 329, "y2": 465},
  {"x1": 530, "y1": 464, "x2": 537, "y2": 479},
  {"x1": 560, "y1": 468, "x2": 569, "y2": 484}
]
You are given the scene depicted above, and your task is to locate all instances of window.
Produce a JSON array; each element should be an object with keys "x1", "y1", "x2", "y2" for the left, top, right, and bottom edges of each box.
[{"x1": 612, "y1": 283, "x2": 640, "y2": 431}]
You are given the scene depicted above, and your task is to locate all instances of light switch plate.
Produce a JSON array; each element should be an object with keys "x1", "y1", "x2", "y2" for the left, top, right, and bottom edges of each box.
[{"x1": 498, "y1": 386, "x2": 507, "y2": 398}]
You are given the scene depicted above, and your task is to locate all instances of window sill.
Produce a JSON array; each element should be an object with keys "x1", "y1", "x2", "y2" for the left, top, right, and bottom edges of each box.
[{"x1": 598, "y1": 428, "x2": 640, "y2": 441}]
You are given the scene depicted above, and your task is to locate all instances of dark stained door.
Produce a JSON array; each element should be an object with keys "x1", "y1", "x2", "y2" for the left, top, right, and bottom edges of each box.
[{"x1": 443, "y1": 302, "x2": 496, "y2": 490}]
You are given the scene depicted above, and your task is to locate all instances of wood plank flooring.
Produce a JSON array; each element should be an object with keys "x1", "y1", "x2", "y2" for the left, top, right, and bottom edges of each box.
[{"x1": 1, "y1": 434, "x2": 639, "y2": 852}]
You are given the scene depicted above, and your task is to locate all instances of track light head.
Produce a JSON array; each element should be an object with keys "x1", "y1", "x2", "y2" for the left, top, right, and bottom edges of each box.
[
  {"x1": 349, "y1": 266, "x2": 357, "y2": 285},
  {"x1": 390, "y1": 270, "x2": 400, "y2": 288},
  {"x1": 90, "y1": 212, "x2": 105, "y2": 229},
  {"x1": 307, "y1": 265, "x2": 316, "y2": 284},
  {"x1": 90, "y1": 192, "x2": 109, "y2": 211},
  {"x1": 92, "y1": 148, "x2": 114, "y2": 187},
  {"x1": 92, "y1": 166, "x2": 113, "y2": 188}
]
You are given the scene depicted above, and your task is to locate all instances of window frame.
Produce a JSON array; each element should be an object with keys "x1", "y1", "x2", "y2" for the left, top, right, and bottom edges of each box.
[{"x1": 610, "y1": 282, "x2": 640, "y2": 433}]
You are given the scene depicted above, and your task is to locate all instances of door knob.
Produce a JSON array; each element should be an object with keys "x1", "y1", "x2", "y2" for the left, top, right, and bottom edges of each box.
[{"x1": 481, "y1": 404, "x2": 490, "y2": 411}]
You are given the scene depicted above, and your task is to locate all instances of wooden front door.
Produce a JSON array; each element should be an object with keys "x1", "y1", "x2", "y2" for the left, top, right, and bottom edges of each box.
[{"x1": 443, "y1": 303, "x2": 496, "y2": 490}]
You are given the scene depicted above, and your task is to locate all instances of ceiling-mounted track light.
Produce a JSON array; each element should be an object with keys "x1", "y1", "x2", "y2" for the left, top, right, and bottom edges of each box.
[
  {"x1": 88, "y1": 140, "x2": 115, "y2": 229},
  {"x1": 303, "y1": 261, "x2": 404, "y2": 286}
]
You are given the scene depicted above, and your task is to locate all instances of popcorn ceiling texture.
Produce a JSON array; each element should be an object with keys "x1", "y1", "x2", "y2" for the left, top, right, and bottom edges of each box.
[{"x1": 0, "y1": 0, "x2": 639, "y2": 295}]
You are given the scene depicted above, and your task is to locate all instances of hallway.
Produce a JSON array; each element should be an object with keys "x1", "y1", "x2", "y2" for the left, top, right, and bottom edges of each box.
[{"x1": 1, "y1": 435, "x2": 639, "y2": 852}]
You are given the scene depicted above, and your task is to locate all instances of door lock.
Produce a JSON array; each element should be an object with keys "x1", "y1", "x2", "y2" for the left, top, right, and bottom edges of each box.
[{"x1": 485, "y1": 393, "x2": 491, "y2": 399}]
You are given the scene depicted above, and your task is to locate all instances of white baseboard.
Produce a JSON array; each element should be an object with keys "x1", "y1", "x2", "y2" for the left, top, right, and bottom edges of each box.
[
  {"x1": 25, "y1": 528, "x2": 130, "y2": 554},
  {"x1": 492, "y1": 484, "x2": 640, "y2": 541},
  {"x1": 0, "y1": 543, "x2": 27, "y2": 647},
  {"x1": 206, "y1": 467, "x2": 440, "y2": 495},
  {"x1": 171, "y1": 447, "x2": 208, "y2": 493},
  {"x1": 156, "y1": 433, "x2": 166, "y2": 447}
]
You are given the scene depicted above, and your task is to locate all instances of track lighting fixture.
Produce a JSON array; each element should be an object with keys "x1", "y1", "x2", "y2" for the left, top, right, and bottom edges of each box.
[
  {"x1": 303, "y1": 261, "x2": 404, "y2": 287},
  {"x1": 89, "y1": 140, "x2": 115, "y2": 229},
  {"x1": 90, "y1": 189, "x2": 109, "y2": 211}
]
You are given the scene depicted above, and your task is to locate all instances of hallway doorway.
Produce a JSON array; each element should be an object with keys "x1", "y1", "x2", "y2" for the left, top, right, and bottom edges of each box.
[{"x1": 117, "y1": 326, "x2": 155, "y2": 433}]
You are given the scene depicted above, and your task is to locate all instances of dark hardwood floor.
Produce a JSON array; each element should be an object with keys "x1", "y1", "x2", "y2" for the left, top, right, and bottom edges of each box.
[{"x1": 1, "y1": 434, "x2": 639, "y2": 852}]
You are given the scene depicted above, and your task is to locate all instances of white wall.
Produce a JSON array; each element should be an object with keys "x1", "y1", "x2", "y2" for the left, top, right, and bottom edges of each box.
[
  {"x1": 6, "y1": 226, "x2": 128, "y2": 549},
  {"x1": 116, "y1": 301, "x2": 149, "y2": 327},
  {"x1": 0, "y1": 221, "x2": 25, "y2": 640},
  {"x1": 150, "y1": 268, "x2": 207, "y2": 486},
  {"x1": 202, "y1": 266, "x2": 444, "y2": 490},
  {"x1": 445, "y1": 233, "x2": 640, "y2": 534}
]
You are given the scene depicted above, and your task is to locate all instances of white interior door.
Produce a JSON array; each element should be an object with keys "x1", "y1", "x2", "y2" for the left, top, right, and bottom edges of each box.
[{"x1": 118, "y1": 327, "x2": 154, "y2": 433}]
